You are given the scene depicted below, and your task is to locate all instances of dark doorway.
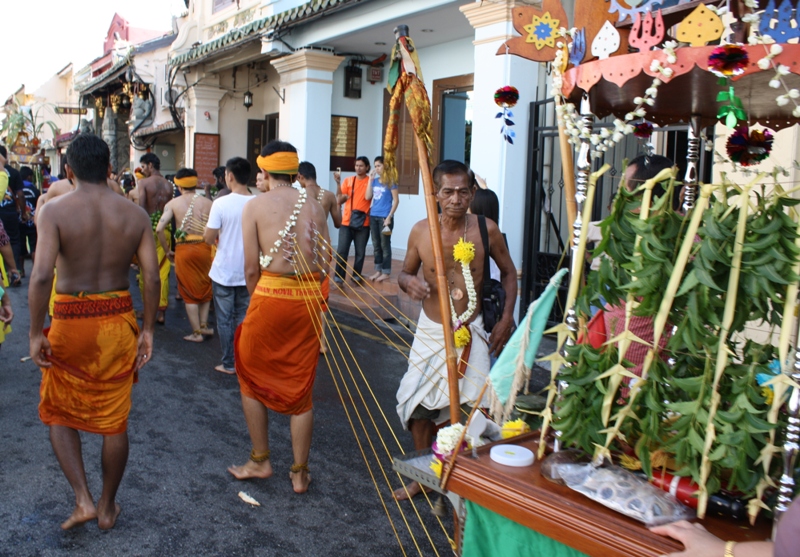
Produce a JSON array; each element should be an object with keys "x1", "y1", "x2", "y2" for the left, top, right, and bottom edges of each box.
[{"x1": 246, "y1": 113, "x2": 279, "y2": 185}]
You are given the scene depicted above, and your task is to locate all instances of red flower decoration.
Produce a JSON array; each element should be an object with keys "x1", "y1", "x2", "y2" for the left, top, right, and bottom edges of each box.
[
  {"x1": 633, "y1": 121, "x2": 654, "y2": 139},
  {"x1": 494, "y1": 86, "x2": 520, "y2": 108},
  {"x1": 726, "y1": 126, "x2": 773, "y2": 166},
  {"x1": 708, "y1": 45, "x2": 749, "y2": 77}
]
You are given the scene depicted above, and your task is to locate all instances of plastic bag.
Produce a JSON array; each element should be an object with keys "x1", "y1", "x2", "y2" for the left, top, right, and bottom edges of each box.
[{"x1": 554, "y1": 463, "x2": 694, "y2": 526}]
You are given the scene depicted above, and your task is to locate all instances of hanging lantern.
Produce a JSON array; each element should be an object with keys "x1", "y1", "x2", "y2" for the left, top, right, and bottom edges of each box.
[{"x1": 243, "y1": 91, "x2": 253, "y2": 111}]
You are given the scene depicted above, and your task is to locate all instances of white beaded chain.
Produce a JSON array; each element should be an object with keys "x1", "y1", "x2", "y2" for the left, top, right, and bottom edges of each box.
[{"x1": 259, "y1": 186, "x2": 308, "y2": 269}]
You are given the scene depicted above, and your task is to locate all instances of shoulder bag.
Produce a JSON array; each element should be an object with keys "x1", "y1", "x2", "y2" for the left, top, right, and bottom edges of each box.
[
  {"x1": 348, "y1": 176, "x2": 367, "y2": 229},
  {"x1": 478, "y1": 215, "x2": 506, "y2": 333}
]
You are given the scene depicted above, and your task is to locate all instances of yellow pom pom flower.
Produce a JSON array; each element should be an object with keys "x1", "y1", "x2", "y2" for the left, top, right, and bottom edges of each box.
[
  {"x1": 454, "y1": 325, "x2": 471, "y2": 348},
  {"x1": 430, "y1": 457, "x2": 443, "y2": 478},
  {"x1": 501, "y1": 418, "x2": 531, "y2": 439},
  {"x1": 453, "y1": 238, "x2": 475, "y2": 265},
  {"x1": 762, "y1": 386, "x2": 774, "y2": 406}
]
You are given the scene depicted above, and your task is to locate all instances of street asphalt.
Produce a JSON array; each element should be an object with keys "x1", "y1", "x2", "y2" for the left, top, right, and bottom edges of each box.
[{"x1": 0, "y1": 269, "x2": 454, "y2": 557}]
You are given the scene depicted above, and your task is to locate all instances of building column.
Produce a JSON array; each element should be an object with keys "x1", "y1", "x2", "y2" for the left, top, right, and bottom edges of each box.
[
  {"x1": 461, "y1": 0, "x2": 542, "y2": 273},
  {"x1": 183, "y1": 82, "x2": 227, "y2": 170},
  {"x1": 270, "y1": 50, "x2": 345, "y2": 169}
]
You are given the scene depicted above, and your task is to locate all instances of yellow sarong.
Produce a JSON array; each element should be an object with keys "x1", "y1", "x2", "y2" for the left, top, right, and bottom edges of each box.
[
  {"x1": 39, "y1": 291, "x2": 139, "y2": 435},
  {"x1": 138, "y1": 230, "x2": 170, "y2": 311},
  {"x1": 0, "y1": 259, "x2": 9, "y2": 344}
]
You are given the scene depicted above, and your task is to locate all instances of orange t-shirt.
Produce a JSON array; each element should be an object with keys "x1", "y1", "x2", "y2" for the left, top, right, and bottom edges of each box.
[{"x1": 341, "y1": 175, "x2": 371, "y2": 227}]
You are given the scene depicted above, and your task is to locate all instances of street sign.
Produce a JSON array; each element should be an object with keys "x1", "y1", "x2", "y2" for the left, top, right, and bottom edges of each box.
[{"x1": 54, "y1": 107, "x2": 87, "y2": 115}]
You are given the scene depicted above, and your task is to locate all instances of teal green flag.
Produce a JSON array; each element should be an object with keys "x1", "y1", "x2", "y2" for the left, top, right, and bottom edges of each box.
[{"x1": 488, "y1": 268, "x2": 568, "y2": 421}]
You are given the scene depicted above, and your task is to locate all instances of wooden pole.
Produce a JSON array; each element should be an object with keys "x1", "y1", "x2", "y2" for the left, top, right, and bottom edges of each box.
[
  {"x1": 414, "y1": 135, "x2": 462, "y2": 426},
  {"x1": 555, "y1": 96, "x2": 577, "y2": 245}
]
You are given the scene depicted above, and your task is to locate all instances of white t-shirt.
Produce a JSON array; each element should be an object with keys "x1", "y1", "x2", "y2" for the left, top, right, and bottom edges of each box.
[{"x1": 207, "y1": 193, "x2": 254, "y2": 286}]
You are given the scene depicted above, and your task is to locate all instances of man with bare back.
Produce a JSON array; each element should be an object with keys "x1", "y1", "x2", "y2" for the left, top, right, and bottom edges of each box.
[
  {"x1": 394, "y1": 160, "x2": 517, "y2": 500},
  {"x1": 138, "y1": 152, "x2": 173, "y2": 324},
  {"x1": 156, "y1": 168, "x2": 214, "y2": 342},
  {"x1": 28, "y1": 134, "x2": 160, "y2": 530},
  {"x1": 297, "y1": 160, "x2": 340, "y2": 354},
  {"x1": 228, "y1": 140, "x2": 330, "y2": 494}
]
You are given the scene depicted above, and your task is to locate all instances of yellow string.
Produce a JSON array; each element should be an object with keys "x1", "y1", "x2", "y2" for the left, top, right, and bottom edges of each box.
[{"x1": 290, "y1": 249, "x2": 448, "y2": 555}]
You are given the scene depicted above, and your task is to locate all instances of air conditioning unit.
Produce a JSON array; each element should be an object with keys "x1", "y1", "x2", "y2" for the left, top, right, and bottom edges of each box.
[{"x1": 161, "y1": 87, "x2": 183, "y2": 110}]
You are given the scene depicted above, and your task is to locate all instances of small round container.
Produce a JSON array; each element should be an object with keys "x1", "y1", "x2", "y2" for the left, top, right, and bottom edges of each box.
[{"x1": 490, "y1": 444, "x2": 535, "y2": 467}]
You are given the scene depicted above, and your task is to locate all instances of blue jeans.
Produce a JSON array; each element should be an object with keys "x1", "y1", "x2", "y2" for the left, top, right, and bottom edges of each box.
[
  {"x1": 369, "y1": 216, "x2": 393, "y2": 274},
  {"x1": 335, "y1": 225, "x2": 370, "y2": 282},
  {"x1": 212, "y1": 281, "x2": 250, "y2": 370}
]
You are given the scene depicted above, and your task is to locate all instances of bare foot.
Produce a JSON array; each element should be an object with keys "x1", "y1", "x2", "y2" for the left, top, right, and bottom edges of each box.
[
  {"x1": 290, "y1": 469, "x2": 311, "y2": 494},
  {"x1": 215, "y1": 364, "x2": 235, "y2": 375},
  {"x1": 97, "y1": 502, "x2": 121, "y2": 531},
  {"x1": 393, "y1": 481, "x2": 431, "y2": 501},
  {"x1": 156, "y1": 311, "x2": 166, "y2": 325},
  {"x1": 375, "y1": 273, "x2": 390, "y2": 283},
  {"x1": 183, "y1": 333, "x2": 204, "y2": 343},
  {"x1": 319, "y1": 343, "x2": 328, "y2": 355},
  {"x1": 228, "y1": 459, "x2": 273, "y2": 480},
  {"x1": 368, "y1": 271, "x2": 381, "y2": 281},
  {"x1": 200, "y1": 327, "x2": 214, "y2": 337},
  {"x1": 61, "y1": 502, "x2": 97, "y2": 530}
]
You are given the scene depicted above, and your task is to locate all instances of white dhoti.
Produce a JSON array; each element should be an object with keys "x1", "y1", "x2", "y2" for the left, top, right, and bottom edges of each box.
[{"x1": 396, "y1": 309, "x2": 492, "y2": 430}]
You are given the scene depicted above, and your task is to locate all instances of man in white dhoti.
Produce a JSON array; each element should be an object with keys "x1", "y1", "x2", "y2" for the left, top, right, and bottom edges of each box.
[{"x1": 394, "y1": 160, "x2": 517, "y2": 500}]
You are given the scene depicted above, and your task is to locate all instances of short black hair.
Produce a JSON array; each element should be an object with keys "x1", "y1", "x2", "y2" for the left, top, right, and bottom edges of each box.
[
  {"x1": 627, "y1": 154, "x2": 674, "y2": 199},
  {"x1": 140, "y1": 152, "x2": 161, "y2": 170},
  {"x1": 355, "y1": 156, "x2": 370, "y2": 171},
  {"x1": 260, "y1": 140, "x2": 298, "y2": 180},
  {"x1": 374, "y1": 155, "x2": 384, "y2": 165},
  {"x1": 298, "y1": 161, "x2": 316, "y2": 180},
  {"x1": 225, "y1": 157, "x2": 252, "y2": 186},
  {"x1": 66, "y1": 134, "x2": 110, "y2": 184},
  {"x1": 433, "y1": 160, "x2": 472, "y2": 191},
  {"x1": 175, "y1": 167, "x2": 198, "y2": 181},
  {"x1": 212, "y1": 166, "x2": 226, "y2": 181},
  {"x1": 0, "y1": 145, "x2": 6, "y2": 158},
  {"x1": 470, "y1": 188, "x2": 500, "y2": 224},
  {"x1": 120, "y1": 173, "x2": 135, "y2": 193},
  {"x1": 20, "y1": 166, "x2": 34, "y2": 181}
]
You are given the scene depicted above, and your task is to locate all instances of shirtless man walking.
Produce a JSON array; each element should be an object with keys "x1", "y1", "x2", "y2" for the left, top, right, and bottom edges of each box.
[
  {"x1": 28, "y1": 134, "x2": 159, "y2": 530},
  {"x1": 297, "y1": 161, "x2": 340, "y2": 354},
  {"x1": 156, "y1": 168, "x2": 214, "y2": 342},
  {"x1": 228, "y1": 140, "x2": 329, "y2": 494},
  {"x1": 138, "y1": 153, "x2": 173, "y2": 324},
  {"x1": 394, "y1": 160, "x2": 517, "y2": 500}
]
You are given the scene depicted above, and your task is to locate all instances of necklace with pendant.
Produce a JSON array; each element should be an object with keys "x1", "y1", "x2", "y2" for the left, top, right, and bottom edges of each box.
[{"x1": 445, "y1": 216, "x2": 468, "y2": 301}]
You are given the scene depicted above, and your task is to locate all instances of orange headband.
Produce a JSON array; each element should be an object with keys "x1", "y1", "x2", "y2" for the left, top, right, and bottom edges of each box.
[
  {"x1": 134, "y1": 170, "x2": 145, "y2": 179},
  {"x1": 174, "y1": 176, "x2": 198, "y2": 188},
  {"x1": 257, "y1": 152, "x2": 299, "y2": 174}
]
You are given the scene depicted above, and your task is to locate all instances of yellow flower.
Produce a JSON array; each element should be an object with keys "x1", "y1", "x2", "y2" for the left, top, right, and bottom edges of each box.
[
  {"x1": 501, "y1": 418, "x2": 530, "y2": 439},
  {"x1": 619, "y1": 453, "x2": 642, "y2": 471},
  {"x1": 453, "y1": 238, "x2": 475, "y2": 265},
  {"x1": 762, "y1": 386, "x2": 774, "y2": 406},
  {"x1": 430, "y1": 457, "x2": 443, "y2": 478},
  {"x1": 454, "y1": 326, "x2": 471, "y2": 348}
]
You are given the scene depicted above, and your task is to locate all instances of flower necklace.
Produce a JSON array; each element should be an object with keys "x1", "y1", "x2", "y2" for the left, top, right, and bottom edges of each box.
[
  {"x1": 175, "y1": 192, "x2": 200, "y2": 241},
  {"x1": 259, "y1": 185, "x2": 307, "y2": 269},
  {"x1": 446, "y1": 216, "x2": 478, "y2": 348}
]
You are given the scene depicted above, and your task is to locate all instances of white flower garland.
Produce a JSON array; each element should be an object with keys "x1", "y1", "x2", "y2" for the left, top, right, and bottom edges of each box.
[
  {"x1": 450, "y1": 257, "x2": 478, "y2": 331},
  {"x1": 259, "y1": 186, "x2": 307, "y2": 268},
  {"x1": 551, "y1": 29, "x2": 677, "y2": 159}
]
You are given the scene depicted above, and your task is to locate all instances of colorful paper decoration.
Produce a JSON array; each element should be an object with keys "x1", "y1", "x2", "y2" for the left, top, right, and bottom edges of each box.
[
  {"x1": 574, "y1": 0, "x2": 628, "y2": 63},
  {"x1": 607, "y1": 0, "x2": 681, "y2": 22},
  {"x1": 569, "y1": 28, "x2": 587, "y2": 66},
  {"x1": 726, "y1": 126, "x2": 774, "y2": 166},
  {"x1": 758, "y1": 0, "x2": 800, "y2": 43},
  {"x1": 676, "y1": 4, "x2": 724, "y2": 47},
  {"x1": 494, "y1": 86, "x2": 520, "y2": 145},
  {"x1": 591, "y1": 21, "x2": 621, "y2": 60},
  {"x1": 499, "y1": 0, "x2": 569, "y2": 62},
  {"x1": 629, "y1": 10, "x2": 665, "y2": 51},
  {"x1": 524, "y1": 11, "x2": 560, "y2": 50},
  {"x1": 708, "y1": 45, "x2": 749, "y2": 77}
]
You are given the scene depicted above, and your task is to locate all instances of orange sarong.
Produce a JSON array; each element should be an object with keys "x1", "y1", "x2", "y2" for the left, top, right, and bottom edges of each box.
[
  {"x1": 234, "y1": 271, "x2": 324, "y2": 415},
  {"x1": 175, "y1": 236, "x2": 213, "y2": 304},
  {"x1": 320, "y1": 275, "x2": 330, "y2": 312},
  {"x1": 39, "y1": 291, "x2": 139, "y2": 435}
]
